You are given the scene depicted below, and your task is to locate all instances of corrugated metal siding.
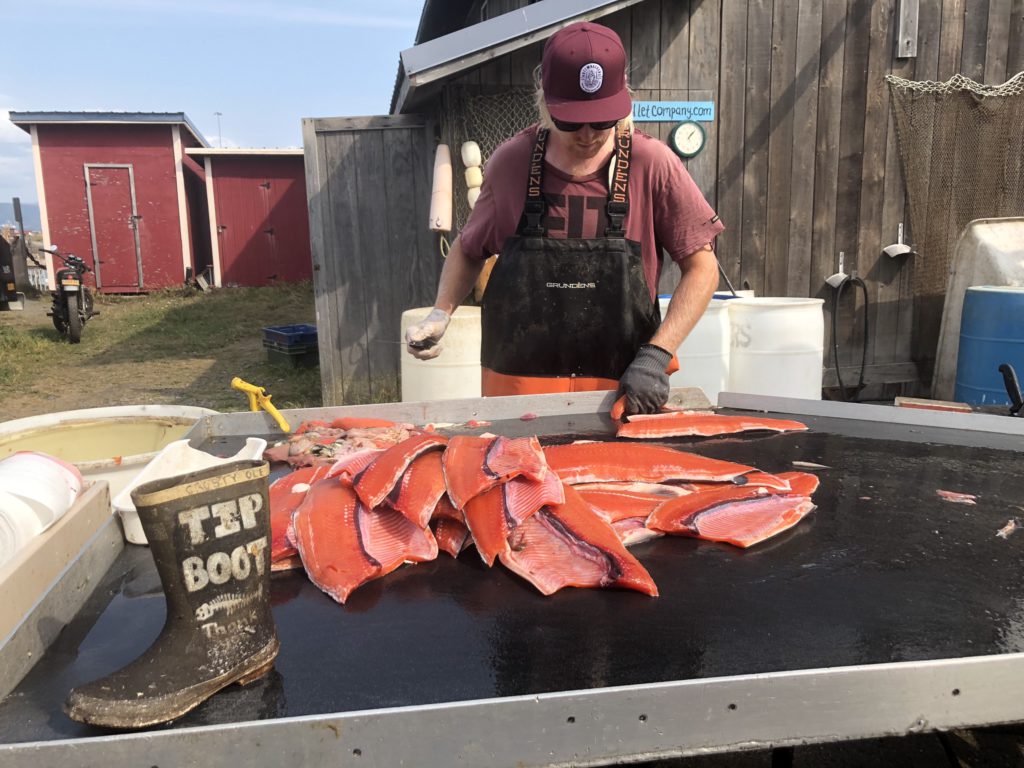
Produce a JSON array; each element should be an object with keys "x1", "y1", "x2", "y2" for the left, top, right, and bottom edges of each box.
[
  {"x1": 37, "y1": 124, "x2": 184, "y2": 292},
  {"x1": 211, "y1": 156, "x2": 311, "y2": 287}
]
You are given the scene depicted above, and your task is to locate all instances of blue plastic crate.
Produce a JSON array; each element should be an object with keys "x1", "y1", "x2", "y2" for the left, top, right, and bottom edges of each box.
[{"x1": 262, "y1": 324, "x2": 318, "y2": 348}]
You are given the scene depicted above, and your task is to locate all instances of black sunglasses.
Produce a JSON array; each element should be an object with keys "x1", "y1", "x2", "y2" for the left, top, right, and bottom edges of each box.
[{"x1": 551, "y1": 117, "x2": 620, "y2": 132}]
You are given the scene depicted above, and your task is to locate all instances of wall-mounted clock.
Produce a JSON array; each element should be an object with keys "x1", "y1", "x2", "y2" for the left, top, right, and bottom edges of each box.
[{"x1": 668, "y1": 121, "x2": 706, "y2": 159}]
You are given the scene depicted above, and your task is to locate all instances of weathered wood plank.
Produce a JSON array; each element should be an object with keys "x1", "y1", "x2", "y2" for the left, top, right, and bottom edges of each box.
[
  {"x1": 787, "y1": 0, "x2": 823, "y2": 298},
  {"x1": 508, "y1": 42, "x2": 543, "y2": 88},
  {"x1": 303, "y1": 120, "x2": 345, "y2": 406},
  {"x1": 379, "y1": 128, "x2": 423, "y2": 402},
  {"x1": 938, "y1": 0, "x2": 967, "y2": 78},
  {"x1": 311, "y1": 115, "x2": 429, "y2": 132},
  {"x1": 324, "y1": 130, "x2": 369, "y2": 404},
  {"x1": 741, "y1": 0, "x2": 773, "y2": 295},
  {"x1": 687, "y1": 2, "x2": 720, "y2": 204},
  {"x1": 985, "y1": 0, "x2": 1013, "y2": 83},
  {"x1": 811, "y1": 1, "x2": 850, "y2": 366},
  {"x1": 856, "y1": 0, "x2": 897, "y2": 368},
  {"x1": 1009, "y1": 0, "x2": 1024, "y2": 74},
  {"x1": 630, "y1": 0, "x2": 663, "y2": 92},
  {"x1": 764, "y1": 0, "x2": 798, "y2": 297},
  {"x1": 960, "y1": 0, "x2": 991, "y2": 80},
  {"x1": 716, "y1": 0, "x2": 749, "y2": 292},
  {"x1": 660, "y1": 0, "x2": 690, "y2": 91}
]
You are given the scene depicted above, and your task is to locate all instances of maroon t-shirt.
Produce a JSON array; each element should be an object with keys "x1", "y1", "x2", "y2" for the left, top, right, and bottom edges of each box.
[{"x1": 459, "y1": 125, "x2": 725, "y2": 300}]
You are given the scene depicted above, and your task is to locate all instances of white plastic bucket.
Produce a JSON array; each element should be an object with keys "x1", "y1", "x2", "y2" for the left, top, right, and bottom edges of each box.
[
  {"x1": 727, "y1": 297, "x2": 825, "y2": 400},
  {"x1": 659, "y1": 297, "x2": 731, "y2": 404},
  {"x1": 0, "y1": 452, "x2": 83, "y2": 528},
  {"x1": 400, "y1": 306, "x2": 482, "y2": 402},
  {"x1": 0, "y1": 490, "x2": 44, "y2": 569}
]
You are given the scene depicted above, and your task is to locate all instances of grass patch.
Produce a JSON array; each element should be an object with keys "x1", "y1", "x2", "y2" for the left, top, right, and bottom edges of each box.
[{"x1": 2, "y1": 283, "x2": 325, "y2": 416}]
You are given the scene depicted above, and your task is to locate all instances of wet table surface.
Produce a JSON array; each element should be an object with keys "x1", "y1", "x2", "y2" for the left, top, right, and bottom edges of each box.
[{"x1": 2, "y1": 410, "x2": 1023, "y2": 744}]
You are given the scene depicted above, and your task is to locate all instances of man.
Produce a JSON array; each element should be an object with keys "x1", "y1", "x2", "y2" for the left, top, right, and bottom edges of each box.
[{"x1": 406, "y1": 21, "x2": 723, "y2": 415}]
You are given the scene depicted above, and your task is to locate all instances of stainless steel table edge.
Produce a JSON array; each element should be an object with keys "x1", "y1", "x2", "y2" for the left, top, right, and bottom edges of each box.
[{"x1": 2, "y1": 651, "x2": 1022, "y2": 767}]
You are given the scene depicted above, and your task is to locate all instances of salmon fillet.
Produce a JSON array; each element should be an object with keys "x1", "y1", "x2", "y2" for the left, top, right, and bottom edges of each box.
[
  {"x1": 499, "y1": 485, "x2": 658, "y2": 596},
  {"x1": 617, "y1": 411, "x2": 808, "y2": 439},
  {"x1": 544, "y1": 442, "x2": 755, "y2": 485},
  {"x1": 353, "y1": 434, "x2": 448, "y2": 509}
]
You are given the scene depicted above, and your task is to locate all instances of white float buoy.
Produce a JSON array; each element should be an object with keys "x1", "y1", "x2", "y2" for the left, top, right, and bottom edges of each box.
[{"x1": 461, "y1": 141, "x2": 482, "y2": 168}]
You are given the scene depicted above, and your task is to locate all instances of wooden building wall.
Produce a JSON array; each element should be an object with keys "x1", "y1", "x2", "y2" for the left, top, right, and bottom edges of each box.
[
  {"x1": 307, "y1": 0, "x2": 1024, "y2": 404},
  {"x1": 454, "y1": 0, "x2": 1024, "y2": 391}
]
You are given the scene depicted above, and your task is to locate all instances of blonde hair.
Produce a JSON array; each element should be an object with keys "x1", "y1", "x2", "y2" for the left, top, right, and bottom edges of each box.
[{"x1": 532, "y1": 63, "x2": 635, "y2": 133}]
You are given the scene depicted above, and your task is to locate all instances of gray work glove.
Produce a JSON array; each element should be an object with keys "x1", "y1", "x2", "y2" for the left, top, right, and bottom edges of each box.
[
  {"x1": 618, "y1": 344, "x2": 672, "y2": 415},
  {"x1": 405, "y1": 308, "x2": 451, "y2": 360}
]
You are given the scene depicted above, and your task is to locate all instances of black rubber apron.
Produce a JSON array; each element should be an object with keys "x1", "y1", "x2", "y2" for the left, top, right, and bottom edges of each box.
[{"x1": 481, "y1": 127, "x2": 660, "y2": 379}]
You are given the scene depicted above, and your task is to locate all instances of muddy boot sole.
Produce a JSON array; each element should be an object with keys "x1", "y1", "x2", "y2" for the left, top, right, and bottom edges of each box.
[{"x1": 65, "y1": 637, "x2": 280, "y2": 730}]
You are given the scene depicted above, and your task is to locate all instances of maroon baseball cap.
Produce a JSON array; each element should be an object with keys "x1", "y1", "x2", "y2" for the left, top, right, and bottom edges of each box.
[{"x1": 542, "y1": 21, "x2": 631, "y2": 123}]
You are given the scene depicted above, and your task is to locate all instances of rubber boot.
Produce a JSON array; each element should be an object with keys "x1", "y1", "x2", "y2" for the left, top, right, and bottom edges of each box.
[{"x1": 65, "y1": 459, "x2": 280, "y2": 729}]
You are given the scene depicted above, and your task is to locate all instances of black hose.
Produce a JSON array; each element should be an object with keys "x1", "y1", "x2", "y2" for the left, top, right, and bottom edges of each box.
[{"x1": 831, "y1": 276, "x2": 869, "y2": 401}]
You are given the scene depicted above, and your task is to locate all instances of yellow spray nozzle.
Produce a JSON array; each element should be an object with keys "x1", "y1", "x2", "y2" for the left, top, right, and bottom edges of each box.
[{"x1": 231, "y1": 377, "x2": 291, "y2": 433}]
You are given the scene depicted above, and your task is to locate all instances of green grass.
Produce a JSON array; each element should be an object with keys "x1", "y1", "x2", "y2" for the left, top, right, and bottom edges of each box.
[{"x1": 1, "y1": 282, "x2": 324, "y2": 414}]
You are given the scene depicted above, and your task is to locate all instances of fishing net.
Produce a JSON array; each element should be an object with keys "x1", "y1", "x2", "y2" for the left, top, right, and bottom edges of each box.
[
  {"x1": 886, "y1": 72, "x2": 1024, "y2": 297},
  {"x1": 440, "y1": 85, "x2": 538, "y2": 231}
]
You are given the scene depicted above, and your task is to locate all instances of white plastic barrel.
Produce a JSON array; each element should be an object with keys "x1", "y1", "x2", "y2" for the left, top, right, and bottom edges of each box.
[
  {"x1": 659, "y1": 296, "x2": 731, "y2": 404},
  {"x1": 727, "y1": 297, "x2": 825, "y2": 400},
  {"x1": 400, "y1": 306, "x2": 482, "y2": 402}
]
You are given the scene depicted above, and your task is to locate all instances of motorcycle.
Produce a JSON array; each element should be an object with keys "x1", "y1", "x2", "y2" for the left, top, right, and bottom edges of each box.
[{"x1": 36, "y1": 245, "x2": 98, "y2": 343}]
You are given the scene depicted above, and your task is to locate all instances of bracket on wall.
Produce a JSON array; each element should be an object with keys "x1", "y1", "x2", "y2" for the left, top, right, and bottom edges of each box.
[{"x1": 897, "y1": 0, "x2": 919, "y2": 58}]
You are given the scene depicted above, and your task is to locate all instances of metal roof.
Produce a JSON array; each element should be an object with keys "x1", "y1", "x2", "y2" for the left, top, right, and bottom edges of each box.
[
  {"x1": 391, "y1": 0, "x2": 646, "y2": 114},
  {"x1": 7, "y1": 111, "x2": 209, "y2": 147}
]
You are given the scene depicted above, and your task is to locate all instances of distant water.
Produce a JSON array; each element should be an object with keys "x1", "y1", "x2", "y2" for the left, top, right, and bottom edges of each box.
[{"x1": 0, "y1": 201, "x2": 41, "y2": 231}]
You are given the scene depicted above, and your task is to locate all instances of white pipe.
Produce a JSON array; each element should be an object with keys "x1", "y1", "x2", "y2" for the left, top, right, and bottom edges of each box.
[{"x1": 428, "y1": 144, "x2": 452, "y2": 233}]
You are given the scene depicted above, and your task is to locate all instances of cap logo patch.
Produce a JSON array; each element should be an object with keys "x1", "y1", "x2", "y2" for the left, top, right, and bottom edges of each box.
[{"x1": 579, "y1": 63, "x2": 604, "y2": 94}]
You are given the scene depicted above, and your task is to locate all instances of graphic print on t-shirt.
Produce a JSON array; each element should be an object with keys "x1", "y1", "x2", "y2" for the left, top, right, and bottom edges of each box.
[{"x1": 542, "y1": 193, "x2": 608, "y2": 239}]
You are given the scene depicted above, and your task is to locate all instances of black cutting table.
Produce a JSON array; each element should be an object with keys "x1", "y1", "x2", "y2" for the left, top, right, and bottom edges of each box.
[{"x1": 1, "y1": 392, "x2": 1023, "y2": 766}]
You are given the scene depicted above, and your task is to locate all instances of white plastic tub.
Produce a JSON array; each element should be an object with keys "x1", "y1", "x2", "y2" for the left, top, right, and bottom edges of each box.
[
  {"x1": 400, "y1": 306, "x2": 482, "y2": 402},
  {"x1": 727, "y1": 297, "x2": 825, "y2": 400},
  {"x1": 0, "y1": 405, "x2": 218, "y2": 502},
  {"x1": 659, "y1": 296, "x2": 731, "y2": 404}
]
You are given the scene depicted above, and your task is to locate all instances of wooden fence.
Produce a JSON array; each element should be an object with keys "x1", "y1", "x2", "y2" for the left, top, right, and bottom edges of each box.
[{"x1": 302, "y1": 115, "x2": 441, "y2": 405}]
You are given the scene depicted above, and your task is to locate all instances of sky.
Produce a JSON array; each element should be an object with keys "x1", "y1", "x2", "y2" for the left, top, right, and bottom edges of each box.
[{"x1": 1, "y1": 0, "x2": 424, "y2": 203}]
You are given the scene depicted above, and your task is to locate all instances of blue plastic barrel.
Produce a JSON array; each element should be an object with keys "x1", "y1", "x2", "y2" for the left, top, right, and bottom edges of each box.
[{"x1": 953, "y1": 286, "x2": 1024, "y2": 405}]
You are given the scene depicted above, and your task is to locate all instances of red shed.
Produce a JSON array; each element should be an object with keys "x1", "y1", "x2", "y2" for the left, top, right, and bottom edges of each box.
[
  {"x1": 9, "y1": 111, "x2": 313, "y2": 292},
  {"x1": 10, "y1": 112, "x2": 207, "y2": 292},
  {"x1": 185, "y1": 149, "x2": 311, "y2": 287}
]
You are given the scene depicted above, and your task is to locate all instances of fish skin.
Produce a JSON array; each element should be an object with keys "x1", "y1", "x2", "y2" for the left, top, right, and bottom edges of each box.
[
  {"x1": 326, "y1": 449, "x2": 383, "y2": 481},
  {"x1": 269, "y1": 466, "x2": 330, "y2": 562},
  {"x1": 686, "y1": 496, "x2": 816, "y2": 548},
  {"x1": 359, "y1": 506, "x2": 438, "y2": 575},
  {"x1": 499, "y1": 484, "x2": 658, "y2": 596},
  {"x1": 544, "y1": 442, "x2": 755, "y2": 485},
  {"x1": 353, "y1": 433, "x2": 448, "y2": 509},
  {"x1": 291, "y1": 481, "x2": 381, "y2": 604},
  {"x1": 576, "y1": 488, "x2": 675, "y2": 523},
  {"x1": 433, "y1": 517, "x2": 471, "y2": 557},
  {"x1": 616, "y1": 411, "x2": 808, "y2": 439},
  {"x1": 387, "y1": 451, "x2": 448, "y2": 527},
  {"x1": 462, "y1": 473, "x2": 564, "y2": 566},
  {"x1": 443, "y1": 435, "x2": 549, "y2": 509},
  {"x1": 647, "y1": 471, "x2": 819, "y2": 536}
]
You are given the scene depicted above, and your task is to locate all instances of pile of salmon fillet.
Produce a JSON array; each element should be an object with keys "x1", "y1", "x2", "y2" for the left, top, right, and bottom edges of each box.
[{"x1": 267, "y1": 411, "x2": 815, "y2": 602}]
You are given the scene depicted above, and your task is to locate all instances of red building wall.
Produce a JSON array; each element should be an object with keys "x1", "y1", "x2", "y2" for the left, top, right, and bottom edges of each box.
[
  {"x1": 38, "y1": 124, "x2": 185, "y2": 292},
  {"x1": 211, "y1": 156, "x2": 311, "y2": 287}
]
